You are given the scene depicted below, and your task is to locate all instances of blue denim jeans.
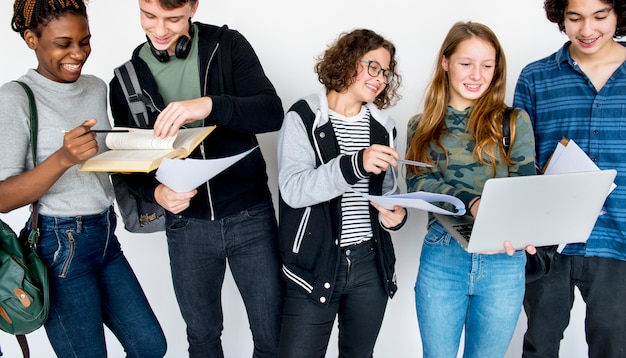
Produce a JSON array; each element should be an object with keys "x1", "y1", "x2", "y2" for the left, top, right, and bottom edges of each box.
[
  {"x1": 36, "y1": 207, "x2": 166, "y2": 358},
  {"x1": 415, "y1": 222, "x2": 526, "y2": 358},
  {"x1": 166, "y1": 201, "x2": 284, "y2": 358},
  {"x1": 523, "y1": 253, "x2": 626, "y2": 358},
  {"x1": 279, "y1": 240, "x2": 388, "y2": 358}
]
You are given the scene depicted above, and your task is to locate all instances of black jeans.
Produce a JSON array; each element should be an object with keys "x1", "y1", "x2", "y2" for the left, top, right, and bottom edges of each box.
[
  {"x1": 166, "y1": 202, "x2": 284, "y2": 358},
  {"x1": 523, "y1": 253, "x2": 626, "y2": 358},
  {"x1": 279, "y1": 240, "x2": 388, "y2": 358}
]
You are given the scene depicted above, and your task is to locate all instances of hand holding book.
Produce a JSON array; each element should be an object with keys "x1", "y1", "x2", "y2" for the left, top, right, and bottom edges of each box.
[{"x1": 79, "y1": 126, "x2": 215, "y2": 173}]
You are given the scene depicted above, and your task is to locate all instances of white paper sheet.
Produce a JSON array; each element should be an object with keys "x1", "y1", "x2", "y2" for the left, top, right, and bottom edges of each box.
[
  {"x1": 156, "y1": 147, "x2": 256, "y2": 192},
  {"x1": 349, "y1": 189, "x2": 466, "y2": 216},
  {"x1": 544, "y1": 139, "x2": 616, "y2": 192},
  {"x1": 544, "y1": 139, "x2": 617, "y2": 253}
]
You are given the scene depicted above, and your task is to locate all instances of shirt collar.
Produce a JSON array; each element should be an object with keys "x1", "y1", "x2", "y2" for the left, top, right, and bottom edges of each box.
[
  {"x1": 554, "y1": 41, "x2": 573, "y2": 70},
  {"x1": 554, "y1": 41, "x2": 626, "y2": 70}
]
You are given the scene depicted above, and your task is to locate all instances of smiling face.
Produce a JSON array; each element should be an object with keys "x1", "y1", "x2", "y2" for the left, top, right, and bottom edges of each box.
[
  {"x1": 347, "y1": 47, "x2": 391, "y2": 104},
  {"x1": 442, "y1": 36, "x2": 496, "y2": 110},
  {"x1": 139, "y1": 0, "x2": 198, "y2": 55},
  {"x1": 25, "y1": 13, "x2": 91, "y2": 83},
  {"x1": 564, "y1": 0, "x2": 618, "y2": 59}
]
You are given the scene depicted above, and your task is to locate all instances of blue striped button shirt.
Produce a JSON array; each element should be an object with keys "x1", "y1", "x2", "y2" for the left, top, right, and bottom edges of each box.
[{"x1": 513, "y1": 41, "x2": 626, "y2": 261}]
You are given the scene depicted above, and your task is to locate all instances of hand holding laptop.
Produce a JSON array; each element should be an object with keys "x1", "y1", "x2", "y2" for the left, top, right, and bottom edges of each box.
[
  {"x1": 435, "y1": 169, "x2": 616, "y2": 253},
  {"x1": 477, "y1": 240, "x2": 537, "y2": 256}
]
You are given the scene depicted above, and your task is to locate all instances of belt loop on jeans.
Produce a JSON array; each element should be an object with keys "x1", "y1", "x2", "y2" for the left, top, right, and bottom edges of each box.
[
  {"x1": 76, "y1": 216, "x2": 83, "y2": 233},
  {"x1": 340, "y1": 239, "x2": 374, "y2": 254}
]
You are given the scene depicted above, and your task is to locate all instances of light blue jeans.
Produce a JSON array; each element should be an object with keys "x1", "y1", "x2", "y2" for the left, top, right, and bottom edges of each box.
[{"x1": 415, "y1": 221, "x2": 526, "y2": 358}]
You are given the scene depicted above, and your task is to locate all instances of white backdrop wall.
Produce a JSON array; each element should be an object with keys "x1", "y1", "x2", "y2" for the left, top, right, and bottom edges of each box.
[{"x1": 0, "y1": 0, "x2": 590, "y2": 356}]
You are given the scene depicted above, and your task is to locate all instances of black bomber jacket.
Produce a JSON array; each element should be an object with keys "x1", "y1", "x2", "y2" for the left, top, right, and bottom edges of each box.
[{"x1": 278, "y1": 100, "x2": 401, "y2": 306}]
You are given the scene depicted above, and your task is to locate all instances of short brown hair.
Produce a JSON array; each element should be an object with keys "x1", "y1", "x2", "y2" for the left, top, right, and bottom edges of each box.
[{"x1": 149, "y1": 0, "x2": 197, "y2": 10}]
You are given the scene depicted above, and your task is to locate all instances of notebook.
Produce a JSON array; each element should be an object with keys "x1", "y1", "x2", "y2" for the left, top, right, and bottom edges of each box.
[{"x1": 434, "y1": 170, "x2": 617, "y2": 253}]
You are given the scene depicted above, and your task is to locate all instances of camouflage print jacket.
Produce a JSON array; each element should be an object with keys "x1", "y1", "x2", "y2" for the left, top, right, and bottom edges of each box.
[{"x1": 405, "y1": 106, "x2": 536, "y2": 215}]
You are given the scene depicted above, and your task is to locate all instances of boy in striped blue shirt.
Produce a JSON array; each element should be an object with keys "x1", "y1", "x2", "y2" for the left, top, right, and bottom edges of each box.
[{"x1": 513, "y1": 0, "x2": 626, "y2": 357}]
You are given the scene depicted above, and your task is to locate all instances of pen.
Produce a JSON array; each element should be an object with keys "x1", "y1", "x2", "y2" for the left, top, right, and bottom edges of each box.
[
  {"x1": 397, "y1": 159, "x2": 433, "y2": 168},
  {"x1": 61, "y1": 129, "x2": 132, "y2": 133}
]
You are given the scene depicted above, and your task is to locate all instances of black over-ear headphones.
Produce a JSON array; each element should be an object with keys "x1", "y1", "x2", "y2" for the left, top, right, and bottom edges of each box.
[{"x1": 147, "y1": 19, "x2": 195, "y2": 62}]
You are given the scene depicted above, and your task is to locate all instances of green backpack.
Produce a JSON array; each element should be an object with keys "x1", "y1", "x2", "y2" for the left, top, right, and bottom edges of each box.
[
  {"x1": 0, "y1": 81, "x2": 50, "y2": 358},
  {"x1": 0, "y1": 219, "x2": 49, "y2": 335}
]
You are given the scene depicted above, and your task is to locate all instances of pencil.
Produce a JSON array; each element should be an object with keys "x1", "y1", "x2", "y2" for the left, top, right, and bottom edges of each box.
[{"x1": 89, "y1": 129, "x2": 132, "y2": 133}]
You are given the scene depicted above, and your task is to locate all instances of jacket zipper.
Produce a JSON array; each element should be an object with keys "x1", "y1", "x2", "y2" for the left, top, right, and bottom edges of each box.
[
  {"x1": 142, "y1": 89, "x2": 162, "y2": 114},
  {"x1": 202, "y1": 41, "x2": 220, "y2": 221}
]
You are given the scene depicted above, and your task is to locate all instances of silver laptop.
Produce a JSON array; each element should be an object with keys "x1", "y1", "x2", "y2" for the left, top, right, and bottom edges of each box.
[{"x1": 434, "y1": 170, "x2": 617, "y2": 253}]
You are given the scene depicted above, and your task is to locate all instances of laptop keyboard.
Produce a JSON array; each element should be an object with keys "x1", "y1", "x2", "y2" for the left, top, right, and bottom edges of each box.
[{"x1": 452, "y1": 223, "x2": 473, "y2": 241}]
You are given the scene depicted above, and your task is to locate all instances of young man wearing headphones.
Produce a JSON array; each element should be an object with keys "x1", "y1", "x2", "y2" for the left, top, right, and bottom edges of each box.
[{"x1": 109, "y1": 0, "x2": 285, "y2": 357}]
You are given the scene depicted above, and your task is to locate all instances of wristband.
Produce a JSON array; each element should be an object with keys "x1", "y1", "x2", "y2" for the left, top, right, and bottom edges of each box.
[{"x1": 467, "y1": 196, "x2": 481, "y2": 212}]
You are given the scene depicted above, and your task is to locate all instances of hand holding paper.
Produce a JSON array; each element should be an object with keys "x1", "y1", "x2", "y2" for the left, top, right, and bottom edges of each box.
[
  {"x1": 156, "y1": 147, "x2": 257, "y2": 192},
  {"x1": 347, "y1": 188, "x2": 465, "y2": 216},
  {"x1": 544, "y1": 138, "x2": 616, "y2": 193}
]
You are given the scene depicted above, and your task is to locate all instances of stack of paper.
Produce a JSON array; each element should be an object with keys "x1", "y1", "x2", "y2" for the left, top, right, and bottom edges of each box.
[{"x1": 544, "y1": 138, "x2": 616, "y2": 192}]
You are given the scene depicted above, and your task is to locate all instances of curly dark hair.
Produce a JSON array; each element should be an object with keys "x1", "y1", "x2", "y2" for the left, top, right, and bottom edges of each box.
[
  {"x1": 544, "y1": 0, "x2": 626, "y2": 37},
  {"x1": 12, "y1": 0, "x2": 88, "y2": 38},
  {"x1": 315, "y1": 29, "x2": 402, "y2": 109}
]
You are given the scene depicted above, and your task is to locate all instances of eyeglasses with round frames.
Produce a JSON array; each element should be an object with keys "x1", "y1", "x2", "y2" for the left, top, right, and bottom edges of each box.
[{"x1": 360, "y1": 59, "x2": 393, "y2": 84}]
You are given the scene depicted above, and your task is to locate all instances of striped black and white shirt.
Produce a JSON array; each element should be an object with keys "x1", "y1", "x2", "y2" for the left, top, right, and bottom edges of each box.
[{"x1": 329, "y1": 106, "x2": 373, "y2": 247}]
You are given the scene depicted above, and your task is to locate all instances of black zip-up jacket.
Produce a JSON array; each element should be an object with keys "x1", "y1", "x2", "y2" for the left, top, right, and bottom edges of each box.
[
  {"x1": 109, "y1": 23, "x2": 283, "y2": 220},
  {"x1": 278, "y1": 98, "x2": 401, "y2": 306}
]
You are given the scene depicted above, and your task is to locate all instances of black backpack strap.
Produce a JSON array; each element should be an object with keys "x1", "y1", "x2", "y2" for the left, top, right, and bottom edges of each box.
[
  {"x1": 114, "y1": 61, "x2": 151, "y2": 128},
  {"x1": 502, "y1": 106, "x2": 515, "y2": 154}
]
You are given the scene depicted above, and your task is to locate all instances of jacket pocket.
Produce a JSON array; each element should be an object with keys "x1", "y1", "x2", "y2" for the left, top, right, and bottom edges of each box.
[{"x1": 292, "y1": 207, "x2": 311, "y2": 253}]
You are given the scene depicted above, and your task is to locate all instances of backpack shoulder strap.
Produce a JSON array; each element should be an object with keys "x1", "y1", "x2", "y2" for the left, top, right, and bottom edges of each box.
[
  {"x1": 502, "y1": 106, "x2": 515, "y2": 154},
  {"x1": 114, "y1": 61, "x2": 150, "y2": 128},
  {"x1": 13, "y1": 81, "x2": 37, "y2": 165},
  {"x1": 11, "y1": 80, "x2": 38, "y2": 358}
]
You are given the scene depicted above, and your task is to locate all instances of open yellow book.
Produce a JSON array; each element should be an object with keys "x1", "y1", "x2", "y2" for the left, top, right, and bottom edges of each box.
[{"x1": 80, "y1": 126, "x2": 216, "y2": 173}]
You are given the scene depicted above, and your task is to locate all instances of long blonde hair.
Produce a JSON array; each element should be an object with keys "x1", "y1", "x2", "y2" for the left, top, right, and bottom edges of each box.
[{"x1": 406, "y1": 21, "x2": 515, "y2": 176}]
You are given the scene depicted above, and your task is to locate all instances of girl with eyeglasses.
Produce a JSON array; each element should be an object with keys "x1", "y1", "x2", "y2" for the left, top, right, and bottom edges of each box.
[{"x1": 277, "y1": 28, "x2": 406, "y2": 357}]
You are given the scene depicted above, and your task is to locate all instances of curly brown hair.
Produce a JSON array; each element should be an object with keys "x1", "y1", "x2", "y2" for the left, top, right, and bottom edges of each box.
[
  {"x1": 315, "y1": 29, "x2": 402, "y2": 109},
  {"x1": 12, "y1": 0, "x2": 88, "y2": 38},
  {"x1": 544, "y1": 0, "x2": 626, "y2": 37}
]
